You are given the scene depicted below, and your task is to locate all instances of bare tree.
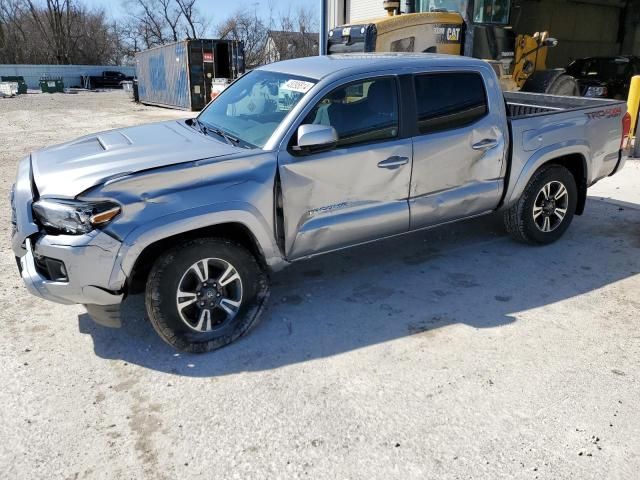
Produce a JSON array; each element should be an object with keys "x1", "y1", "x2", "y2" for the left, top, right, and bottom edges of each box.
[
  {"x1": 159, "y1": 0, "x2": 181, "y2": 42},
  {"x1": 263, "y1": 3, "x2": 319, "y2": 64},
  {"x1": 216, "y1": 8, "x2": 267, "y2": 69},
  {"x1": 0, "y1": 0, "x2": 30, "y2": 63},
  {"x1": 25, "y1": 0, "x2": 75, "y2": 64},
  {"x1": 0, "y1": 0, "x2": 123, "y2": 65},
  {"x1": 175, "y1": 0, "x2": 204, "y2": 39},
  {"x1": 123, "y1": 0, "x2": 206, "y2": 52},
  {"x1": 126, "y1": 0, "x2": 168, "y2": 47}
]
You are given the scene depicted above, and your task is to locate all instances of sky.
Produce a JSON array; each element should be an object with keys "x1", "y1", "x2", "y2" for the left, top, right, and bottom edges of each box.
[{"x1": 83, "y1": 0, "x2": 316, "y2": 31}]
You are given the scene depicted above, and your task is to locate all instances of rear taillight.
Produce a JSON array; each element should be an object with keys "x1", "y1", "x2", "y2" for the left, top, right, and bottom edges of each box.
[{"x1": 621, "y1": 112, "x2": 631, "y2": 149}]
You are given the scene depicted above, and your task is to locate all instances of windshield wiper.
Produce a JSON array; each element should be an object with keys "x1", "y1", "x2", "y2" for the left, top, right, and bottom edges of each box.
[
  {"x1": 193, "y1": 118, "x2": 253, "y2": 149},
  {"x1": 190, "y1": 118, "x2": 207, "y2": 135},
  {"x1": 196, "y1": 120, "x2": 239, "y2": 145},
  {"x1": 207, "y1": 126, "x2": 240, "y2": 146}
]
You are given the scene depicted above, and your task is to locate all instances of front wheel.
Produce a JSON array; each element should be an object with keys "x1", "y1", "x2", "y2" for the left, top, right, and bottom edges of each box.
[
  {"x1": 504, "y1": 165, "x2": 578, "y2": 244},
  {"x1": 145, "y1": 238, "x2": 268, "y2": 353}
]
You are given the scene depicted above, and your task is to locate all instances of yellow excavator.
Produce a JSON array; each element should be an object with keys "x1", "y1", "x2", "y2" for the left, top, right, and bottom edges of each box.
[{"x1": 327, "y1": 0, "x2": 580, "y2": 95}]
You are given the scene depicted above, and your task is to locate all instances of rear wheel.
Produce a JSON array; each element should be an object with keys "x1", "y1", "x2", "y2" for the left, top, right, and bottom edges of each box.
[
  {"x1": 522, "y1": 70, "x2": 580, "y2": 96},
  {"x1": 546, "y1": 74, "x2": 580, "y2": 96},
  {"x1": 504, "y1": 165, "x2": 577, "y2": 244},
  {"x1": 145, "y1": 238, "x2": 268, "y2": 353}
]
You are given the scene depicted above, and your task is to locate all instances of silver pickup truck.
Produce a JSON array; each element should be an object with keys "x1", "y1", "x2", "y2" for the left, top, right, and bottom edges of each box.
[{"x1": 11, "y1": 54, "x2": 631, "y2": 352}]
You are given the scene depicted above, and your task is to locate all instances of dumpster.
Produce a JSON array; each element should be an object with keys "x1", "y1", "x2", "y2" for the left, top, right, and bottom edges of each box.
[
  {"x1": 39, "y1": 76, "x2": 64, "y2": 93},
  {"x1": 0, "y1": 81, "x2": 19, "y2": 97},
  {"x1": 0, "y1": 76, "x2": 27, "y2": 94},
  {"x1": 135, "y1": 39, "x2": 245, "y2": 110}
]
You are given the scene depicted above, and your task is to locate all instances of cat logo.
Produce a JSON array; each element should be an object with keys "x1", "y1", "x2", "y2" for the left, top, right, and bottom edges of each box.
[
  {"x1": 446, "y1": 27, "x2": 461, "y2": 42},
  {"x1": 434, "y1": 24, "x2": 462, "y2": 44}
]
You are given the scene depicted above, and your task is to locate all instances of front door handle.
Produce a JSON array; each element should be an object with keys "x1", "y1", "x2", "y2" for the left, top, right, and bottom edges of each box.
[
  {"x1": 472, "y1": 138, "x2": 499, "y2": 150},
  {"x1": 377, "y1": 156, "x2": 409, "y2": 169}
]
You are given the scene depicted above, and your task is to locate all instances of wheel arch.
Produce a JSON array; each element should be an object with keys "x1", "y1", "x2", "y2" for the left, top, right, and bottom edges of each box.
[
  {"x1": 127, "y1": 222, "x2": 267, "y2": 295},
  {"x1": 506, "y1": 146, "x2": 589, "y2": 215},
  {"x1": 110, "y1": 204, "x2": 286, "y2": 295},
  {"x1": 544, "y1": 154, "x2": 588, "y2": 215}
]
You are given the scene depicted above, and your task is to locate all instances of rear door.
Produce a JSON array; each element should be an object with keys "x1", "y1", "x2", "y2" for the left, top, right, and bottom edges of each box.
[
  {"x1": 409, "y1": 69, "x2": 507, "y2": 229},
  {"x1": 278, "y1": 75, "x2": 412, "y2": 259}
]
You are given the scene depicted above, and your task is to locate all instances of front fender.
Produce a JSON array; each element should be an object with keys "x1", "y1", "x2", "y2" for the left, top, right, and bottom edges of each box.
[
  {"x1": 108, "y1": 201, "x2": 285, "y2": 289},
  {"x1": 504, "y1": 141, "x2": 590, "y2": 208}
]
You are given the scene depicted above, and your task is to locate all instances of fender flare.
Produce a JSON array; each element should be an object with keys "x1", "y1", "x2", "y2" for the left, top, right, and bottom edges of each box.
[
  {"x1": 504, "y1": 142, "x2": 590, "y2": 207},
  {"x1": 107, "y1": 201, "x2": 284, "y2": 289}
]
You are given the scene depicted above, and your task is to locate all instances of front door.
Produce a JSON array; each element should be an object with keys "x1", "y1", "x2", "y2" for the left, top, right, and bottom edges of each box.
[{"x1": 278, "y1": 76, "x2": 412, "y2": 259}]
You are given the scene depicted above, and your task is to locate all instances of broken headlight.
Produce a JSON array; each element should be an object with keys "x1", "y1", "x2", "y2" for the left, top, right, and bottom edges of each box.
[{"x1": 32, "y1": 199, "x2": 121, "y2": 235}]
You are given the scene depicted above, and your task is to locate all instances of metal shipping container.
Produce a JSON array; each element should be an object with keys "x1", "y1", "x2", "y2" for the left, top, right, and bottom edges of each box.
[{"x1": 135, "y1": 39, "x2": 245, "y2": 111}]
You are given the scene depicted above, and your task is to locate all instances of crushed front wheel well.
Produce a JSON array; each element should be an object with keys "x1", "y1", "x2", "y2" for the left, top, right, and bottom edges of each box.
[
  {"x1": 543, "y1": 154, "x2": 587, "y2": 215},
  {"x1": 127, "y1": 223, "x2": 266, "y2": 294}
]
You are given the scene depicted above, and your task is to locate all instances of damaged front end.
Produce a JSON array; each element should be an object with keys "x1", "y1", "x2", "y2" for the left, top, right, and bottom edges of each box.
[{"x1": 11, "y1": 156, "x2": 126, "y2": 327}]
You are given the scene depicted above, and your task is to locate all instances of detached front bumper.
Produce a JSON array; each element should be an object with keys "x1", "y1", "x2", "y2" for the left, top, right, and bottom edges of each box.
[
  {"x1": 11, "y1": 156, "x2": 126, "y2": 313},
  {"x1": 17, "y1": 234, "x2": 125, "y2": 306}
]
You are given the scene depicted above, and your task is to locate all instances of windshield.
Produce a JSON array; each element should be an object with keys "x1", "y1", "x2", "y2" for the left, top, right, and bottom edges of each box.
[
  {"x1": 473, "y1": 0, "x2": 510, "y2": 24},
  {"x1": 423, "y1": 0, "x2": 465, "y2": 13},
  {"x1": 197, "y1": 70, "x2": 316, "y2": 148}
]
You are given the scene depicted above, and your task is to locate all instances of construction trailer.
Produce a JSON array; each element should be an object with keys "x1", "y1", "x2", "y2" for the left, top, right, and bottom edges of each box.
[{"x1": 135, "y1": 39, "x2": 245, "y2": 111}]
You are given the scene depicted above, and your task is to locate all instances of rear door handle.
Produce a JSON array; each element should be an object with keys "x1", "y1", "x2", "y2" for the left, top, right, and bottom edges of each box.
[
  {"x1": 472, "y1": 138, "x2": 499, "y2": 150},
  {"x1": 377, "y1": 156, "x2": 409, "y2": 169}
]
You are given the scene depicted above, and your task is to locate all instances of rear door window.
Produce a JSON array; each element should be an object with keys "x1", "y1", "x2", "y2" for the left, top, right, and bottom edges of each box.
[{"x1": 414, "y1": 72, "x2": 488, "y2": 134}]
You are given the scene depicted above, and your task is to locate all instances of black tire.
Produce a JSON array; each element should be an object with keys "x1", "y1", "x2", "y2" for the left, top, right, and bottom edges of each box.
[
  {"x1": 504, "y1": 165, "x2": 578, "y2": 244},
  {"x1": 546, "y1": 74, "x2": 580, "y2": 96},
  {"x1": 145, "y1": 238, "x2": 268, "y2": 353},
  {"x1": 522, "y1": 70, "x2": 580, "y2": 96}
]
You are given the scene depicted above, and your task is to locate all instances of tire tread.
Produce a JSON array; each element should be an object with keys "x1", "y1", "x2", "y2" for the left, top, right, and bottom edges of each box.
[
  {"x1": 145, "y1": 237, "x2": 268, "y2": 353},
  {"x1": 504, "y1": 164, "x2": 576, "y2": 244}
]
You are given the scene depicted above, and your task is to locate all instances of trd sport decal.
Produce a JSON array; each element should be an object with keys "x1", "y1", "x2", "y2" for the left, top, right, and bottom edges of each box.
[{"x1": 585, "y1": 107, "x2": 622, "y2": 120}]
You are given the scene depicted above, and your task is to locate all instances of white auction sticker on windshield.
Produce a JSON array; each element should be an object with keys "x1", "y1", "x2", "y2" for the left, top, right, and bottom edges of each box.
[{"x1": 282, "y1": 79, "x2": 314, "y2": 93}]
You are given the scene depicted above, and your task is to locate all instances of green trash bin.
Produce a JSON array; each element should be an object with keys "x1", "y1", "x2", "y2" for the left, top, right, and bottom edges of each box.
[
  {"x1": 39, "y1": 76, "x2": 64, "y2": 93},
  {"x1": 0, "y1": 76, "x2": 27, "y2": 94}
]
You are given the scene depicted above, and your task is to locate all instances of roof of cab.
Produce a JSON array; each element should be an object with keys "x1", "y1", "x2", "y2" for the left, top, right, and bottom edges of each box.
[{"x1": 258, "y1": 53, "x2": 489, "y2": 81}]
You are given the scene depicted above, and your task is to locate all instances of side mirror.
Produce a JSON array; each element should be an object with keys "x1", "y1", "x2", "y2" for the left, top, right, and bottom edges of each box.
[
  {"x1": 292, "y1": 124, "x2": 338, "y2": 155},
  {"x1": 543, "y1": 37, "x2": 558, "y2": 48}
]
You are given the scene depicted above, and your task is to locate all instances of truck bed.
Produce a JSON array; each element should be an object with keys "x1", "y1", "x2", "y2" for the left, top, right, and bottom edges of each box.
[
  {"x1": 504, "y1": 91, "x2": 623, "y2": 118},
  {"x1": 504, "y1": 91, "x2": 626, "y2": 203}
]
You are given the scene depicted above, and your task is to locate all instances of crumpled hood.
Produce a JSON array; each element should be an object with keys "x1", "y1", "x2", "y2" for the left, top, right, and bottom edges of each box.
[{"x1": 31, "y1": 120, "x2": 239, "y2": 198}]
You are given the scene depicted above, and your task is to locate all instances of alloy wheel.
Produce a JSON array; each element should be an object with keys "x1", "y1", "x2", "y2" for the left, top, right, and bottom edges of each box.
[
  {"x1": 532, "y1": 180, "x2": 569, "y2": 233},
  {"x1": 175, "y1": 258, "x2": 243, "y2": 332}
]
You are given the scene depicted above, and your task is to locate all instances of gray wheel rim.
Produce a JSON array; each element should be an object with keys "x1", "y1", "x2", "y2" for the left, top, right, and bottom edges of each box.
[
  {"x1": 175, "y1": 258, "x2": 243, "y2": 333},
  {"x1": 532, "y1": 180, "x2": 569, "y2": 233}
]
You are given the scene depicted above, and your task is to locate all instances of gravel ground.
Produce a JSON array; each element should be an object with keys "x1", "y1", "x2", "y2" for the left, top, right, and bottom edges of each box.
[{"x1": 1, "y1": 90, "x2": 639, "y2": 479}]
